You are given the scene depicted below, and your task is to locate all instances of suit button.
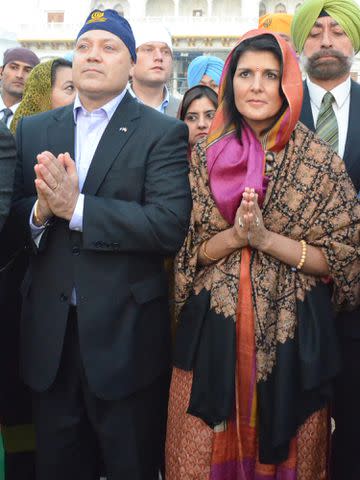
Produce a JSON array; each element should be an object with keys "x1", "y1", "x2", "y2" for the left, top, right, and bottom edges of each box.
[
  {"x1": 72, "y1": 246, "x2": 80, "y2": 255},
  {"x1": 60, "y1": 293, "x2": 68, "y2": 302}
]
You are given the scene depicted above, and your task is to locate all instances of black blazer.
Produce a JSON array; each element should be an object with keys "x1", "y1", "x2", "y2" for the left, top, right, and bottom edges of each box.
[
  {"x1": 10, "y1": 93, "x2": 192, "y2": 397},
  {"x1": 300, "y1": 80, "x2": 360, "y2": 191},
  {"x1": 0, "y1": 122, "x2": 17, "y2": 232},
  {"x1": 0, "y1": 123, "x2": 31, "y2": 425},
  {"x1": 300, "y1": 80, "x2": 360, "y2": 338}
]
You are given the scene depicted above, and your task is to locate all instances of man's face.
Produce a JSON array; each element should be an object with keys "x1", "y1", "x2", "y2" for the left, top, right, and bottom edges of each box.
[
  {"x1": 130, "y1": 42, "x2": 172, "y2": 87},
  {"x1": 302, "y1": 16, "x2": 354, "y2": 81},
  {"x1": 0, "y1": 61, "x2": 34, "y2": 100},
  {"x1": 73, "y1": 29, "x2": 133, "y2": 101}
]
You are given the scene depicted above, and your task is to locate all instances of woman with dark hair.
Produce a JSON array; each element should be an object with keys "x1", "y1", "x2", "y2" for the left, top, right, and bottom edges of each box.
[
  {"x1": 178, "y1": 85, "x2": 218, "y2": 149},
  {"x1": 165, "y1": 30, "x2": 360, "y2": 479},
  {"x1": 10, "y1": 58, "x2": 75, "y2": 133}
]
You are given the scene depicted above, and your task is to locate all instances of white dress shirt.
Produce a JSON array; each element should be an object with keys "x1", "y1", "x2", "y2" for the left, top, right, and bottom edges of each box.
[
  {"x1": 306, "y1": 76, "x2": 351, "y2": 159},
  {"x1": 0, "y1": 96, "x2": 20, "y2": 128},
  {"x1": 69, "y1": 90, "x2": 127, "y2": 231},
  {"x1": 30, "y1": 90, "x2": 127, "y2": 304}
]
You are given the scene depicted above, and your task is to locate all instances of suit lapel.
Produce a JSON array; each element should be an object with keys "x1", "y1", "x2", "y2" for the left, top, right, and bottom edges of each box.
[
  {"x1": 299, "y1": 81, "x2": 315, "y2": 131},
  {"x1": 82, "y1": 92, "x2": 140, "y2": 195},
  {"x1": 47, "y1": 105, "x2": 75, "y2": 159},
  {"x1": 343, "y1": 80, "x2": 359, "y2": 173}
]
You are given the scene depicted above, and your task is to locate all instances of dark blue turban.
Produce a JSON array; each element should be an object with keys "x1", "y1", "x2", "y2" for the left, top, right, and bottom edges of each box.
[{"x1": 77, "y1": 9, "x2": 136, "y2": 61}]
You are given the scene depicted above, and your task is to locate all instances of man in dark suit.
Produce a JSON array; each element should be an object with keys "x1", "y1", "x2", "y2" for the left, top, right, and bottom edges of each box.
[
  {"x1": 0, "y1": 122, "x2": 16, "y2": 229},
  {"x1": 9, "y1": 9, "x2": 191, "y2": 480},
  {"x1": 0, "y1": 115, "x2": 33, "y2": 480},
  {"x1": 292, "y1": 1, "x2": 360, "y2": 478}
]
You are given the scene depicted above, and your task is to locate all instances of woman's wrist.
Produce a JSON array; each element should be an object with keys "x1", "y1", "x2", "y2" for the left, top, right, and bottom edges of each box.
[
  {"x1": 256, "y1": 229, "x2": 274, "y2": 253},
  {"x1": 227, "y1": 226, "x2": 247, "y2": 249}
]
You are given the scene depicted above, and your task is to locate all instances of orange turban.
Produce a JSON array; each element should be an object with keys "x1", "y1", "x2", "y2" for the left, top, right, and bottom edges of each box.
[{"x1": 258, "y1": 13, "x2": 293, "y2": 37}]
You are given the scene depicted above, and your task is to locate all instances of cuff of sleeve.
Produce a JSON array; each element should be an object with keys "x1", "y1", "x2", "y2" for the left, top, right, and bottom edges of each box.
[
  {"x1": 30, "y1": 203, "x2": 46, "y2": 236},
  {"x1": 69, "y1": 194, "x2": 84, "y2": 232}
]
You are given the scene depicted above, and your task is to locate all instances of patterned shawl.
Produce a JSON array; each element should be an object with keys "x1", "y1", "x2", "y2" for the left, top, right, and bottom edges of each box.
[{"x1": 174, "y1": 29, "x2": 360, "y2": 468}]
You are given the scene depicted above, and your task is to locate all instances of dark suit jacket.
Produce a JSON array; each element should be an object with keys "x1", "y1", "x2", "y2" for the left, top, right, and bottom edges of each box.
[
  {"x1": 300, "y1": 80, "x2": 360, "y2": 338},
  {"x1": 0, "y1": 123, "x2": 32, "y2": 425},
  {"x1": 10, "y1": 92, "x2": 192, "y2": 398},
  {"x1": 0, "y1": 122, "x2": 16, "y2": 232}
]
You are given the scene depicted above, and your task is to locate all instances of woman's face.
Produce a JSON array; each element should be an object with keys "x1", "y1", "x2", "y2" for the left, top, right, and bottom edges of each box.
[
  {"x1": 184, "y1": 96, "x2": 216, "y2": 147},
  {"x1": 51, "y1": 66, "x2": 76, "y2": 109},
  {"x1": 233, "y1": 50, "x2": 283, "y2": 137}
]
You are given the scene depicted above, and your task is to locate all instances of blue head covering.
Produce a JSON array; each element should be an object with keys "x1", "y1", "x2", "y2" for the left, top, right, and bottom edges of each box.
[
  {"x1": 187, "y1": 55, "x2": 224, "y2": 88},
  {"x1": 77, "y1": 9, "x2": 136, "y2": 61},
  {"x1": 63, "y1": 51, "x2": 74, "y2": 62}
]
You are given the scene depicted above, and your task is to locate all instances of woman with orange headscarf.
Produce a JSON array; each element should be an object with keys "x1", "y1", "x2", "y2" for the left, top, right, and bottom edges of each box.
[{"x1": 165, "y1": 30, "x2": 360, "y2": 479}]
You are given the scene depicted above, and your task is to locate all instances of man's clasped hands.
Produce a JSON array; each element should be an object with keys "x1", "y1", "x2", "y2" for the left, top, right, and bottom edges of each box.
[{"x1": 33, "y1": 151, "x2": 79, "y2": 226}]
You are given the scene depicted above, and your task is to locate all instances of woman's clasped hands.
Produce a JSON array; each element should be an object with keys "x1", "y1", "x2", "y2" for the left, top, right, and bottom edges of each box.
[{"x1": 233, "y1": 187, "x2": 270, "y2": 251}]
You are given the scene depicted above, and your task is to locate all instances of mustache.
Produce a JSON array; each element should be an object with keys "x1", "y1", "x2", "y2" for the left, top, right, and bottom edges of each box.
[{"x1": 309, "y1": 49, "x2": 348, "y2": 62}]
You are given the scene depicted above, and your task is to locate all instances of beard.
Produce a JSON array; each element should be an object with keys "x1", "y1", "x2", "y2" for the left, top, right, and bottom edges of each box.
[{"x1": 301, "y1": 49, "x2": 353, "y2": 80}]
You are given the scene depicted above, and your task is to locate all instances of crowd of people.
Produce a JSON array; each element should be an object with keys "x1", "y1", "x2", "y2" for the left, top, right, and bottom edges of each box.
[{"x1": 0, "y1": 0, "x2": 359, "y2": 479}]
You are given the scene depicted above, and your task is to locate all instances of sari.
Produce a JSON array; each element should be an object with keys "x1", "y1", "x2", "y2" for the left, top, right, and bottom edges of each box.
[{"x1": 166, "y1": 30, "x2": 360, "y2": 479}]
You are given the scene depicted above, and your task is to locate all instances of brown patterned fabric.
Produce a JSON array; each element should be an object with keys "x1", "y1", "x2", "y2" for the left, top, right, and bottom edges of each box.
[
  {"x1": 166, "y1": 368, "x2": 213, "y2": 480},
  {"x1": 166, "y1": 369, "x2": 329, "y2": 479},
  {"x1": 175, "y1": 121, "x2": 360, "y2": 383}
]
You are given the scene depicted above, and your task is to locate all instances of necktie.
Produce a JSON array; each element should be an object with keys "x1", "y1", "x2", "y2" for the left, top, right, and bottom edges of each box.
[
  {"x1": 1, "y1": 108, "x2": 13, "y2": 127},
  {"x1": 315, "y1": 91, "x2": 338, "y2": 152}
]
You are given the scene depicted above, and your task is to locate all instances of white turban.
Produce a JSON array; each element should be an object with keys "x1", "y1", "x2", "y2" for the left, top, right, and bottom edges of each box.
[{"x1": 132, "y1": 23, "x2": 173, "y2": 51}]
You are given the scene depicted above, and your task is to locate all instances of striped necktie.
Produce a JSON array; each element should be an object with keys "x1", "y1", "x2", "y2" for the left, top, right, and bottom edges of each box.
[
  {"x1": 316, "y1": 91, "x2": 338, "y2": 152},
  {"x1": 1, "y1": 108, "x2": 13, "y2": 127}
]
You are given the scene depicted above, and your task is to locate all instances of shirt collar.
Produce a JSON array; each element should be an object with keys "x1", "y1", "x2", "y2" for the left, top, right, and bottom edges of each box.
[
  {"x1": 0, "y1": 96, "x2": 20, "y2": 114},
  {"x1": 127, "y1": 83, "x2": 169, "y2": 112},
  {"x1": 73, "y1": 89, "x2": 127, "y2": 124},
  {"x1": 306, "y1": 76, "x2": 351, "y2": 110}
]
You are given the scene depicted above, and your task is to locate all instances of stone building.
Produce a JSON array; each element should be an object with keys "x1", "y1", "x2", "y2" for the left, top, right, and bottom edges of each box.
[{"x1": 10, "y1": 0, "x2": 360, "y2": 91}]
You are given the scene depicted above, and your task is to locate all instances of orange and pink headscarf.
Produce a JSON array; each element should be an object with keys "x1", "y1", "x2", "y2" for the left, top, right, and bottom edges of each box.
[{"x1": 206, "y1": 29, "x2": 303, "y2": 224}]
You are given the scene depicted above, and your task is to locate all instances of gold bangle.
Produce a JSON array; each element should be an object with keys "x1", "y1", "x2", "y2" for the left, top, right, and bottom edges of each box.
[
  {"x1": 295, "y1": 239, "x2": 307, "y2": 271},
  {"x1": 202, "y1": 240, "x2": 219, "y2": 262}
]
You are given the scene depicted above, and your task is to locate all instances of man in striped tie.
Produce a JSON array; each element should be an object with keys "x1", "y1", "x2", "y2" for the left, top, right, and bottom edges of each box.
[{"x1": 292, "y1": 0, "x2": 360, "y2": 478}]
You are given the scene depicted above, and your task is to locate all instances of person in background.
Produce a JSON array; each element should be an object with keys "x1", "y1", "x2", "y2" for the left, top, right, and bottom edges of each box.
[
  {"x1": 165, "y1": 29, "x2": 360, "y2": 479},
  {"x1": 187, "y1": 55, "x2": 225, "y2": 93},
  {"x1": 291, "y1": 0, "x2": 360, "y2": 478},
  {"x1": 258, "y1": 13, "x2": 294, "y2": 46},
  {"x1": 0, "y1": 48, "x2": 40, "y2": 128},
  {"x1": 178, "y1": 85, "x2": 218, "y2": 149},
  {"x1": 165, "y1": 85, "x2": 218, "y2": 338},
  {"x1": 11, "y1": 58, "x2": 75, "y2": 133},
  {"x1": 128, "y1": 24, "x2": 180, "y2": 117},
  {"x1": 0, "y1": 124, "x2": 16, "y2": 230},
  {"x1": 0, "y1": 57, "x2": 75, "y2": 480}
]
